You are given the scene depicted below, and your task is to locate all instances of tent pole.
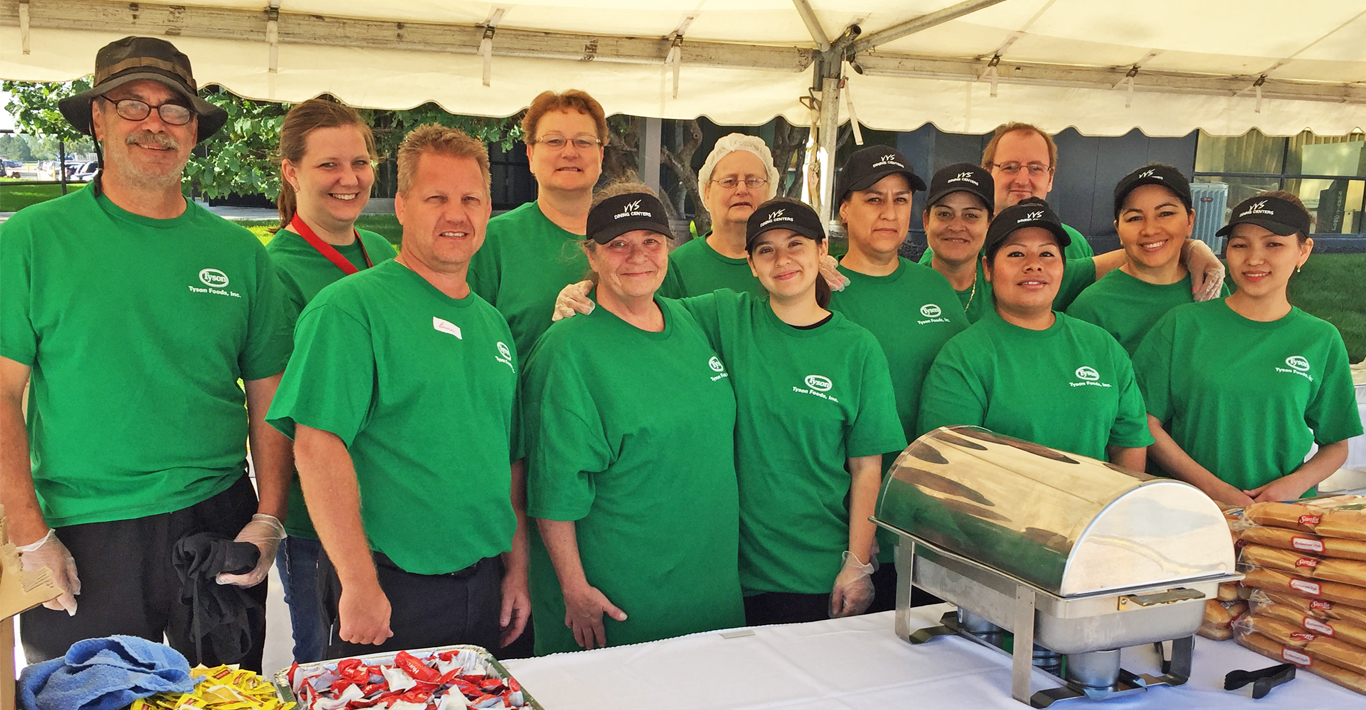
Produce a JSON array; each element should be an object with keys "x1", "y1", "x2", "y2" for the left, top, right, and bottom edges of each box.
[
  {"x1": 815, "y1": 76, "x2": 840, "y2": 230},
  {"x1": 638, "y1": 117, "x2": 662, "y2": 194}
]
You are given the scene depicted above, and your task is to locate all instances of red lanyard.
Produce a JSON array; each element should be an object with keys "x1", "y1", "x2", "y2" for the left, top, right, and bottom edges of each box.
[{"x1": 289, "y1": 214, "x2": 372, "y2": 276}]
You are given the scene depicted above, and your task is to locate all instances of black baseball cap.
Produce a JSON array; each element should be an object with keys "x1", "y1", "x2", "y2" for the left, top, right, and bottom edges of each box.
[
  {"x1": 983, "y1": 197, "x2": 1071, "y2": 260},
  {"x1": 1215, "y1": 195, "x2": 1311, "y2": 238},
  {"x1": 58, "y1": 36, "x2": 228, "y2": 143},
  {"x1": 836, "y1": 146, "x2": 926, "y2": 204},
  {"x1": 1112, "y1": 164, "x2": 1193, "y2": 218},
  {"x1": 746, "y1": 199, "x2": 825, "y2": 250},
  {"x1": 925, "y1": 163, "x2": 994, "y2": 215},
  {"x1": 586, "y1": 192, "x2": 673, "y2": 244}
]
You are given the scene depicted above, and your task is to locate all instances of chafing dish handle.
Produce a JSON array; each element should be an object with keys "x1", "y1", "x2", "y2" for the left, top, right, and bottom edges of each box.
[{"x1": 1116, "y1": 588, "x2": 1204, "y2": 610}]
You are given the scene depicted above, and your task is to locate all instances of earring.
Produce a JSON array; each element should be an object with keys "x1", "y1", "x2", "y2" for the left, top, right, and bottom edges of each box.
[{"x1": 1296, "y1": 265, "x2": 1302, "y2": 273}]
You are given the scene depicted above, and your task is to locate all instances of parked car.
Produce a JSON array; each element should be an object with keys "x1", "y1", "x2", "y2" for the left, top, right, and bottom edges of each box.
[
  {"x1": 73, "y1": 162, "x2": 99, "y2": 182},
  {"x1": 2, "y1": 159, "x2": 21, "y2": 178}
]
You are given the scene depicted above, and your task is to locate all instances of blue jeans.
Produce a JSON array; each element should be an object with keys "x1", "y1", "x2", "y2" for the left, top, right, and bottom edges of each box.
[{"x1": 275, "y1": 535, "x2": 324, "y2": 663}]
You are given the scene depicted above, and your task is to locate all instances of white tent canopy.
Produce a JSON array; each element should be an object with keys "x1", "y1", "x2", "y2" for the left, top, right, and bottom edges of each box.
[{"x1": 3, "y1": 0, "x2": 1364, "y2": 139}]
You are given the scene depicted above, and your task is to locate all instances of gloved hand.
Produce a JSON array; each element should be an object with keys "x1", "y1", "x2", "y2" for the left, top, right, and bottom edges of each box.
[
  {"x1": 1184, "y1": 240, "x2": 1226, "y2": 302},
  {"x1": 215, "y1": 514, "x2": 284, "y2": 587},
  {"x1": 552, "y1": 280, "x2": 595, "y2": 321},
  {"x1": 829, "y1": 550, "x2": 875, "y2": 618},
  {"x1": 18, "y1": 529, "x2": 81, "y2": 615},
  {"x1": 820, "y1": 255, "x2": 850, "y2": 292}
]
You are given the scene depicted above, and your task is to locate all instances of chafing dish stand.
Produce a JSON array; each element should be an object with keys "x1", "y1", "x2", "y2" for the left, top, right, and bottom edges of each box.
[{"x1": 873, "y1": 427, "x2": 1242, "y2": 707}]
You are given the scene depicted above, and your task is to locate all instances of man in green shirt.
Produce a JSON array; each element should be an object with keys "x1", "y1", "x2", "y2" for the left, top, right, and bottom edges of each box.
[
  {"x1": 0, "y1": 37, "x2": 291, "y2": 670},
  {"x1": 267, "y1": 125, "x2": 530, "y2": 658},
  {"x1": 658, "y1": 133, "x2": 779, "y2": 298},
  {"x1": 468, "y1": 90, "x2": 607, "y2": 362}
]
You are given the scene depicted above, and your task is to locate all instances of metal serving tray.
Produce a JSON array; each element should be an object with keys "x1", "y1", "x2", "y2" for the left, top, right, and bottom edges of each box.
[{"x1": 272, "y1": 644, "x2": 544, "y2": 709}]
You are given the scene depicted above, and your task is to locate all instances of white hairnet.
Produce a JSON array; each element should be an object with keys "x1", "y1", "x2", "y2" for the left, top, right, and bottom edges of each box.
[{"x1": 698, "y1": 133, "x2": 781, "y2": 202}]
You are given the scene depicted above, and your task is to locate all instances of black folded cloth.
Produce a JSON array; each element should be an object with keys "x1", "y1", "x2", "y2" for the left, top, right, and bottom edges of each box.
[{"x1": 172, "y1": 533, "x2": 262, "y2": 666}]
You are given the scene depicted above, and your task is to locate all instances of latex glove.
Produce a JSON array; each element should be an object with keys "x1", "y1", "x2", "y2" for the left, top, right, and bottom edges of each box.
[
  {"x1": 18, "y1": 529, "x2": 81, "y2": 615},
  {"x1": 829, "y1": 551, "x2": 875, "y2": 618},
  {"x1": 1184, "y1": 240, "x2": 1226, "y2": 302},
  {"x1": 820, "y1": 255, "x2": 850, "y2": 292},
  {"x1": 216, "y1": 513, "x2": 285, "y2": 587},
  {"x1": 563, "y1": 583, "x2": 627, "y2": 650},
  {"x1": 552, "y1": 280, "x2": 595, "y2": 321}
]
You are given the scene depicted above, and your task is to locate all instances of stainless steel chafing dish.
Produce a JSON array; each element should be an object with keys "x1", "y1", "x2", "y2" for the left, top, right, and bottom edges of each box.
[{"x1": 872, "y1": 426, "x2": 1241, "y2": 707}]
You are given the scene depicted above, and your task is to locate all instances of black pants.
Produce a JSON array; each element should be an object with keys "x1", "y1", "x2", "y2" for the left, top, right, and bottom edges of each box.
[
  {"x1": 318, "y1": 549, "x2": 503, "y2": 659},
  {"x1": 20, "y1": 474, "x2": 265, "y2": 671},
  {"x1": 744, "y1": 592, "x2": 830, "y2": 627}
]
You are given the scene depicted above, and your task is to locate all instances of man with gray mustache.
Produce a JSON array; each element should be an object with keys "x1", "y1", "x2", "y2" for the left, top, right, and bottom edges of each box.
[{"x1": 0, "y1": 36, "x2": 292, "y2": 670}]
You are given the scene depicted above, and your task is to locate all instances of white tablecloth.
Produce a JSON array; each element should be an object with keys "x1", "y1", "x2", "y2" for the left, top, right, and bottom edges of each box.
[
  {"x1": 1345, "y1": 382, "x2": 1366, "y2": 470},
  {"x1": 504, "y1": 606, "x2": 1361, "y2": 709}
]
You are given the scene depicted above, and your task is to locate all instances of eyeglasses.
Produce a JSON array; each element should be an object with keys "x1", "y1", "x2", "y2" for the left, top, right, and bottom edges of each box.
[
  {"x1": 711, "y1": 176, "x2": 768, "y2": 190},
  {"x1": 534, "y1": 134, "x2": 602, "y2": 150},
  {"x1": 988, "y1": 161, "x2": 1052, "y2": 177},
  {"x1": 99, "y1": 95, "x2": 195, "y2": 126}
]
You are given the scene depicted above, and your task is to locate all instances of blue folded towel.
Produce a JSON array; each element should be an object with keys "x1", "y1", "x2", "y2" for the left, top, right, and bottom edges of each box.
[{"x1": 19, "y1": 635, "x2": 199, "y2": 710}]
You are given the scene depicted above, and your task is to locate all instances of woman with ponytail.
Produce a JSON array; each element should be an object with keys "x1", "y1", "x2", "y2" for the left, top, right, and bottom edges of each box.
[
  {"x1": 264, "y1": 97, "x2": 396, "y2": 663},
  {"x1": 548, "y1": 193, "x2": 903, "y2": 628}
]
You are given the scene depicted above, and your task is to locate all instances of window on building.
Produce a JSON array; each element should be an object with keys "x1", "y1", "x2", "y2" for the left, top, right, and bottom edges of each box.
[{"x1": 1194, "y1": 129, "x2": 1366, "y2": 235}]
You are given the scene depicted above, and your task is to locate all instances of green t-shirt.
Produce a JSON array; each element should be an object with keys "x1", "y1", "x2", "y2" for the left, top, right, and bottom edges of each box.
[
  {"x1": 658, "y1": 235, "x2": 764, "y2": 298},
  {"x1": 1067, "y1": 269, "x2": 1230, "y2": 357},
  {"x1": 0, "y1": 188, "x2": 292, "y2": 527},
  {"x1": 265, "y1": 227, "x2": 398, "y2": 539},
  {"x1": 1133, "y1": 300, "x2": 1363, "y2": 493},
  {"x1": 679, "y1": 290, "x2": 905, "y2": 596},
  {"x1": 266, "y1": 260, "x2": 519, "y2": 575},
  {"x1": 918, "y1": 221, "x2": 1094, "y2": 264},
  {"x1": 468, "y1": 201, "x2": 587, "y2": 363},
  {"x1": 829, "y1": 259, "x2": 967, "y2": 563},
  {"x1": 921, "y1": 255, "x2": 1095, "y2": 321},
  {"x1": 522, "y1": 296, "x2": 744, "y2": 655},
  {"x1": 919, "y1": 311, "x2": 1155, "y2": 460}
]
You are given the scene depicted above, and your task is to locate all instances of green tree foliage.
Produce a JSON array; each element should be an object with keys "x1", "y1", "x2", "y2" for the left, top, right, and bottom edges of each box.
[
  {"x1": 366, "y1": 103, "x2": 522, "y2": 156},
  {"x1": 2, "y1": 80, "x2": 96, "y2": 157},
  {"x1": 183, "y1": 91, "x2": 288, "y2": 199}
]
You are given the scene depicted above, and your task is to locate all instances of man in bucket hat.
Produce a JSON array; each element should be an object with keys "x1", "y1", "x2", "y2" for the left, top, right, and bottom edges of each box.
[{"x1": 0, "y1": 37, "x2": 291, "y2": 670}]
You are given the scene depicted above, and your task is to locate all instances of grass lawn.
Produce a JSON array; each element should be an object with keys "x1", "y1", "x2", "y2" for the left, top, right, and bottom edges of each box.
[
  {"x1": 1288, "y1": 253, "x2": 1366, "y2": 362},
  {"x1": 237, "y1": 214, "x2": 402, "y2": 248},
  {"x1": 0, "y1": 182, "x2": 85, "y2": 211}
]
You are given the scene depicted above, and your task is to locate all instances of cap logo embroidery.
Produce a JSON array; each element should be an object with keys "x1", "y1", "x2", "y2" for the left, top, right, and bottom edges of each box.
[
  {"x1": 613, "y1": 199, "x2": 651, "y2": 220},
  {"x1": 759, "y1": 208, "x2": 793, "y2": 228},
  {"x1": 872, "y1": 154, "x2": 905, "y2": 169},
  {"x1": 1138, "y1": 168, "x2": 1159, "y2": 179},
  {"x1": 1239, "y1": 200, "x2": 1275, "y2": 218},
  {"x1": 948, "y1": 172, "x2": 978, "y2": 185},
  {"x1": 1019, "y1": 210, "x2": 1044, "y2": 223}
]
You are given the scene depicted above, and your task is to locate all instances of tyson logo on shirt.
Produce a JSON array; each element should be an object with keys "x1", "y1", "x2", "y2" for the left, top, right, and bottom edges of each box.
[
  {"x1": 495, "y1": 341, "x2": 514, "y2": 372},
  {"x1": 1068, "y1": 365, "x2": 1111, "y2": 389},
  {"x1": 916, "y1": 303, "x2": 950, "y2": 325},
  {"x1": 1275, "y1": 355, "x2": 1313, "y2": 381},
  {"x1": 187, "y1": 267, "x2": 241, "y2": 299},
  {"x1": 708, "y1": 356, "x2": 729, "y2": 382},
  {"x1": 794, "y1": 374, "x2": 839, "y2": 403}
]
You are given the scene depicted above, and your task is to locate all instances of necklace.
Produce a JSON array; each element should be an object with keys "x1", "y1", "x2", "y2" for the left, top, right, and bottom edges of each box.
[{"x1": 962, "y1": 278, "x2": 978, "y2": 313}]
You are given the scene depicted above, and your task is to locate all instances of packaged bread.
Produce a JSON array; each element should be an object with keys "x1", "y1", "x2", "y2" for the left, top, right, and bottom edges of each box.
[
  {"x1": 1238, "y1": 614, "x2": 1366, "y2": 674},
  {"x1": 1243, "y1": 496, "x2": 1366, "y2": 540},
  {"x1": 1238, "y1": 525, "x2": 1366, "y2": 562},
  {"x1": 1198, "y1": 621, "x2": 1234, "y2": 640},
  {"x1": 1242, "y1": 567, "x2": 1366, "y2": 610},
  {"x1": 1217, "y1": 582, "x2": 1242, "y2": 601},
  {"x1": 1238, "y1": 631, "x2": 1366, "y2": 695},
  {"x1": 1205, "y1": 599, "x2": 1248, "y2": 626},
  {"x1": 1254, "y1": 590, "x2": 1366, "y2": 628},
  {"x1": 1240, "y1": 543, "x2": 1366, "y2": 587},
  {"x1": 1255, "y1": 600, "x2": 1366, "y2": 649}
]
